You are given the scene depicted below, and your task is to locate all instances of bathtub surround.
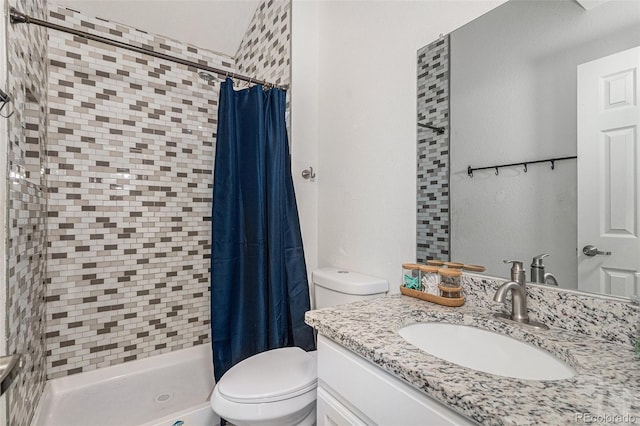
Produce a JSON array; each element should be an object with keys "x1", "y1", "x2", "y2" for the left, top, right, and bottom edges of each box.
[
  {"x1": 416, "y1": 36, "x2": 450, "y2": 263},
  {"x1": 0, "y1": 0, "x2": 290, "y2": 422},
  {"x1": 44, "y1": 0, "x2": 291, "y2": 379},
  {"x1": 306, "y1": 278, "x2": 640, "y2": 424},
  {"x1": 6, "y1": 0, "x2": 50, "y2": 425},
  {"x1": 45, "y1": 5, "x2": 234, "y2": 379}
]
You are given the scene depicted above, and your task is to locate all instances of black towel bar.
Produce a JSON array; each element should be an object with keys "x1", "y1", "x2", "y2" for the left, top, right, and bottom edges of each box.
[{"x1": 467, "y1": 156, "x2": 577, "y2": 178}]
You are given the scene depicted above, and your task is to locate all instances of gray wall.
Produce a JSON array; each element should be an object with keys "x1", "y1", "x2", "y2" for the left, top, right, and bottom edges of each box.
[{"x1": 450, "y1": 0, "x2": 640, "y2": 287}]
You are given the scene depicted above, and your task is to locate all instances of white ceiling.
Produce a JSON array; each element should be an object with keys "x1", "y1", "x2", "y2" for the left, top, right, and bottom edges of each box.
[{"x1": 52, "y1": 0, "x2": 261, "y2": 56}]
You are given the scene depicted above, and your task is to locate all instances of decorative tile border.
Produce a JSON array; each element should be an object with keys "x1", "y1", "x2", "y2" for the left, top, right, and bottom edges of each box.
[{"x1": 416, "y1": 36, "x2": 450, "y2": 263}]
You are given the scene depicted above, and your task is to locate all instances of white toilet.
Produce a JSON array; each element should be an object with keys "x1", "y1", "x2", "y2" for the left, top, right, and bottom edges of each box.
[{"x1": 210, "y1": 267, "x2": 389, "y2": 426}]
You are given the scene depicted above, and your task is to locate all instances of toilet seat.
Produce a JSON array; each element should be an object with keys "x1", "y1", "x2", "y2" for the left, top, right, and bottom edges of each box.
[{"x1": 217, "y1": 347, "x2": 317, "y2": 404}]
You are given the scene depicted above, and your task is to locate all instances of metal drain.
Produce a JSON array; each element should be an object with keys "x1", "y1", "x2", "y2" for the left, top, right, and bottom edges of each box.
[{"x1": 154, "y1": 392, "x2": 174, "y2": 404}]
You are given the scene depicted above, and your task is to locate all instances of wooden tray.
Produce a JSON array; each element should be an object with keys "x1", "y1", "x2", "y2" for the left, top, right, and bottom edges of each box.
[{"x1": 400, "y1": 286, "x2": 465, "y2": 307}]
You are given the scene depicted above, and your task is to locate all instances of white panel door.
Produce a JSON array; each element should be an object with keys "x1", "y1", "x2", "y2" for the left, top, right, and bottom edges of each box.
[{"x1": 577, "y1": 46, "x2": 640, "y2": 297}]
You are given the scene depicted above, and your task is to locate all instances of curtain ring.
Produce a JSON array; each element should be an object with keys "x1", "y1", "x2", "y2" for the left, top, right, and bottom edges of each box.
[
  {"x1": 550, "y1": 160, "x2": 555, "y2": 170},
  {"x1": 495, "y1": 167, "x2": 499, "y2": 176},
  {"x1": 523, "y1": 163, "x2": 528, "y2": 173},
  {"x1": 0, "y1": 101, "x2": 14, "y2": 118}
]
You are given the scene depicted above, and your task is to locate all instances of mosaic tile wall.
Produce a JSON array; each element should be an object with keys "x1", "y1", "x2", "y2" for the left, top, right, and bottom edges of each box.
[
  {"x1": 416, "y1": 36, "x2": 450, "y2": 263},
  {"x1": 45, "y1": 0, "x2": 292, "y2": 378},
  {"x1": 6, "y1": 0, "x2": 50, "y2": 424},
  {"x1": 236, "y1": 0, "x2": 291, "y2": 88},
  {"x1": 45, "y1": 5, "x2": 235, "y2": 378}
]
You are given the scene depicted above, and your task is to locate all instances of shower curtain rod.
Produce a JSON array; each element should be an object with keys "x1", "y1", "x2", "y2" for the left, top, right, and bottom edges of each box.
[{"x1": 9, "y1": 8, "x2": 288, "y2": 91}]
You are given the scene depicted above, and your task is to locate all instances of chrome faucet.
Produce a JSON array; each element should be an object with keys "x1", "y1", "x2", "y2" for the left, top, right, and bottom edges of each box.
[
  {"x1": 494, "y1": 260, "x2": 528, "y2": 322},
  {"x1": 493, "y1": 260, "x2": 548, "y2": 330},
  {"x1": 530, "y1": 254, "x2": 558, "y2": 286}
]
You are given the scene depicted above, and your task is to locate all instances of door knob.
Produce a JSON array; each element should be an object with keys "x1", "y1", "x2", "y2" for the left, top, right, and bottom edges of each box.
[{"x1": 582, "y1": 245, "x2": 612, "y2": 257}]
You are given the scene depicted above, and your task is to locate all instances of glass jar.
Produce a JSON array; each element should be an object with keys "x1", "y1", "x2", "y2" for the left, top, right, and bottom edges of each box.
[
  {"x1": 438, "y1": 268, "x2": 462, "y2": 298},
  {"x1": 402, "y1": 263, "x2": 421, "y2": 290},
  {"x1": 419, "y1": 265, "x2": 440, "y2": 295}
]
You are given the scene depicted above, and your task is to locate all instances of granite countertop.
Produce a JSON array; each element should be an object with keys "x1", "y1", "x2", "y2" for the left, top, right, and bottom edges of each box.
[{"x1": 305, "y1": 295, "x2": 640, "y2": 425}]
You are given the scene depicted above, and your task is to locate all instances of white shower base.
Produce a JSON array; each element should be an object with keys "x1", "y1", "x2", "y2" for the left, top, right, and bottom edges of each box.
[{"x1": 32, "y1": 345, "x2": 219, "y2": 426}]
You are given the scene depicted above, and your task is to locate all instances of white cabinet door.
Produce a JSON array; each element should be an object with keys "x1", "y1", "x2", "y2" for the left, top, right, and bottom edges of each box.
[
  {"x1": 317, "y1": 336, "x2": 477, "y2": 426},
  {"x1": 317, "y1": 387, "x2": 368, "y2": 426},
  {"x1": 577, "y1": 46, "x2": 640, "y2": 297}
]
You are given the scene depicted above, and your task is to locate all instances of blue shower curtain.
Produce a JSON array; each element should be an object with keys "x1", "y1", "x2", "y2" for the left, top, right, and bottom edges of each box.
[{"x1": 210, "y1": 78, "x2": 315, "y2": 382}]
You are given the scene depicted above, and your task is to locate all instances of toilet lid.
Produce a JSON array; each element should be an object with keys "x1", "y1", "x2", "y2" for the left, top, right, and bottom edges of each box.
[{"x1": 217, "y1": 347, "x2": 317, "y2": 404}]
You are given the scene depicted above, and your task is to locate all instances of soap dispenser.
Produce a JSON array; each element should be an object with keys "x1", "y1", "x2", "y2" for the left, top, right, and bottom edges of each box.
[
  {"x1": 504, "y1": 259, "x2": 525, "y2": 286},
  {"x1": 530, "y1": 254, "x2": 558, "y2": 286}
]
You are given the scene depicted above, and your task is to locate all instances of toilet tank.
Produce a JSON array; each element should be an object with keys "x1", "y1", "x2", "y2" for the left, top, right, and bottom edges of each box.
[{"x1": 312, "y1": 267, "x2": 389, "y2": 309}]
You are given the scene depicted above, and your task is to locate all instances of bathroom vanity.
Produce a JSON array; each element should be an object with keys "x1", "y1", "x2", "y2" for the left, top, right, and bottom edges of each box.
[{"x1": 305, "y1": 275, "x2": 640, "y2": 425}]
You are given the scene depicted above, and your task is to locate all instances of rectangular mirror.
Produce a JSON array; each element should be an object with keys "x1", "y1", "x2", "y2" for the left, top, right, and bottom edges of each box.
[{"x1": 417, "y1": 0, "x2": 640, "y2": 298}]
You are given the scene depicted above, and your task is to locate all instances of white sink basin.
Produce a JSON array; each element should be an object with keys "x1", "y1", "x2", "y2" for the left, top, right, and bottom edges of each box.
[{"x1": 398, "y1": 323, "x2": 576, "y2": 381}]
